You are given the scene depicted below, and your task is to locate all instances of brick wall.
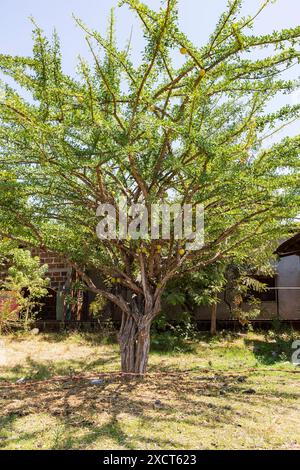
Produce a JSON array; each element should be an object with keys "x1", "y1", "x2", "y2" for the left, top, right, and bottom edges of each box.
[
  {"x1": 0, "y1": 247, "x2": 75, "y2": 321},
  {"x1": 30, "y1": 248, "x2": 72, "y2": 291}
]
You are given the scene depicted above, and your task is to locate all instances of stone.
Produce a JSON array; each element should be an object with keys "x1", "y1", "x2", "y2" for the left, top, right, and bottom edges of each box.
[
  {"x1": 30, "y1": 328, "x2": 39, "y2": 335},
  {"x1": 16, "y1": 377, "x2": 27, "y2": 384},
  {"x1": 242, "y1": 388, "x2": 256, "y2": 395},
  {"x1": 153, "y1": 399, "x2": 164, "y2": 409},
  {"x1": 237, "y1": 376, "x2": 247, "y2": 383},
  {"x1": 90, "y1": 379, "x2": 105, "y2": 386}
]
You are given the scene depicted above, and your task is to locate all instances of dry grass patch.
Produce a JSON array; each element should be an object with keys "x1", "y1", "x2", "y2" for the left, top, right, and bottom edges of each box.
[{"x1": 0, "y1": 331, "x2": 300, "y2": 449}]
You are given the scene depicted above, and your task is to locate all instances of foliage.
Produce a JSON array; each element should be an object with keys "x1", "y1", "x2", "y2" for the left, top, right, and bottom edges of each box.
[
  {"x1": 0, "y1": 0, "x2": 299, "y2": 369},
  {"x1": 162, "y1": 251, "x2": 273, "y2": 305},
  {"x1": 0, "y1": 239, "x2": 49, "y2": 330},
  {"x1": 152, "y1": 309, "x2": 197, "y2": 341},
  {"x1": 89, "y1": 294, "x2": 108, "y2": 317},
  {"x1": 159, "y1": 243, "x2": 277, "y2": 333}
]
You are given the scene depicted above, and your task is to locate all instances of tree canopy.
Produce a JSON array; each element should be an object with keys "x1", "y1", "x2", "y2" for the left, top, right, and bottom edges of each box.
[{"x1": 0, "y1": 0, "x2": 299, "y2": 372}]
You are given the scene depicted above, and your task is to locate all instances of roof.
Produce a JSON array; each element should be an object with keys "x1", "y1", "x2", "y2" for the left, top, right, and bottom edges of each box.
[{"x1": 275, "y1": 232, "x2": 300, "y2": 257}]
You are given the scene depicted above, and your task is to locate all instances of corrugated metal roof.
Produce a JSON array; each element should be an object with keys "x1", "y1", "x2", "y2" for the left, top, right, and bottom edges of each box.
[{"x1": 275, "y1": 232, "x2": 300, "y2": 257}]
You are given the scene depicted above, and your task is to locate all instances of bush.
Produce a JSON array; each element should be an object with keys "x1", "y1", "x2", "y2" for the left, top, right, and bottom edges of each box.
[{"x1": 0, "y1": 242, "x2": 49, "y2": 330}]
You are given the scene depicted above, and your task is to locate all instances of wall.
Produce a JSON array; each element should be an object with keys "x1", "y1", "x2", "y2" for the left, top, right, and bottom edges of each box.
[
  {"x1": 31, "y1": 248, "x2": 72, "y2": 291},
  {"x1": 277, "y1": 255, "x2": 300, "y2": 320}
]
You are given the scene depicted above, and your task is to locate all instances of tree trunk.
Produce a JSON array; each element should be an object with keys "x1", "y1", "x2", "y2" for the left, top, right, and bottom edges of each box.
[
  {"x1": 118, "y1": 312, "x2": 152, "y2": 375},
  {"x1": 210, "y1": 302, "x2": 217, "y2": 336}
]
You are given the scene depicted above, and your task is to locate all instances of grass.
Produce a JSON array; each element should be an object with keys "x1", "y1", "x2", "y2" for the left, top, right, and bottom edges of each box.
[{"x1": 0, "y1": 329, "x2": 300, "y2": 450}]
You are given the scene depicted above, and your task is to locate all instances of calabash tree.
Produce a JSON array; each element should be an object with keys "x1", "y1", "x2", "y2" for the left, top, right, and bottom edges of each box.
[{"x1": 0, "y1": 0, "x2": 300, "y2": 373}]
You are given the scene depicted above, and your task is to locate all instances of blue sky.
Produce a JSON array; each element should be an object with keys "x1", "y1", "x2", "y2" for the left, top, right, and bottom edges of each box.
[
  {"x1": 1, "y1": 0, "x2": 300, "y2": 73},
  {"x1": 0, "y1": 0, "x2": 299, "y2": 139}
]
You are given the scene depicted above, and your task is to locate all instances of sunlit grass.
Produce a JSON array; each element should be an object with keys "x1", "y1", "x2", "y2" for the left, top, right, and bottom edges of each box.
[{"x1": 0, "y1": 330, "x2": 300, "y2": 449}]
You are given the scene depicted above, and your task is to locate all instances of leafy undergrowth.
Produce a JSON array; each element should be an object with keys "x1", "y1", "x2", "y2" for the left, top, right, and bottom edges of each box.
[{"x1": 0, "y1": 330, "x2": 300, "y2": 450}]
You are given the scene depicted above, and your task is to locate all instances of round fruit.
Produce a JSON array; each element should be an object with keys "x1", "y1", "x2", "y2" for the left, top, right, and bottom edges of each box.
[
  {"x1": 180, "y1": 47, "x2": 187, "y2": 55},
  {"x1": 178, "y1": 249, "x2": 185, "y2": 256},
  {"x1": 200, "y1": 69, "x2": 206, "y2": 77}
]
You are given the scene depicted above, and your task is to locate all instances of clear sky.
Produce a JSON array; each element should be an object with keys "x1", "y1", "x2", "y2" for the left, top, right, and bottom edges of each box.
[
  {"x1": 1, "y1": 0, "x2": 300, "y2": 73},
  {"x1": 0, "y1": 0, "x2": 299, "y2": 139}
]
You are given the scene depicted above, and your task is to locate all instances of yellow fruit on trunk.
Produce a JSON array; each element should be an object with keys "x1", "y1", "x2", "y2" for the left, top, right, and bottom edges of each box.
[
  {"x1": 180, "y1": 47, "x2": 187, "y2": 55},
  {"x1": 200, "y1": 69, "x2": 206, "y2": 77},
  {"x1": 178, "y1": 249, "x2": 185, "y2": 256}
]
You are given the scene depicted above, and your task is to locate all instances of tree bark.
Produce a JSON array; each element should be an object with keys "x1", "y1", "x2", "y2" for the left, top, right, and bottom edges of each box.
[
  {"x1": 210, "y1": 302, "x2": 217, "y2": 336},
  {"x1": 117, "y1": 288, "x2": 160, "y2": 375},
  {"x1": 118, "y1": 313, "x2": 152, "y2": 374}
]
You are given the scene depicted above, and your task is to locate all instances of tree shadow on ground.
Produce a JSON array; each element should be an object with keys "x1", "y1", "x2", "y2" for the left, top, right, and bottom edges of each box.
[
  {"x1": 1, "y1": 362, "x2": 299, "y2": 450},
  {"x1": 244, "y1": 334, "x2": 295, "y2": 365},
  {"x1": 150, "y1": 333, "x2": 197, "y2": 355},
  {"x1": 0, "y1": 368, "x2": 249, "y2": 449}
]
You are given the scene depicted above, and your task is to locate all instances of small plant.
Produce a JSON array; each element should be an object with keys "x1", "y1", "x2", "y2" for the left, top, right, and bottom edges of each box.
[
  {"x1": 89, "y1": 294, "x2": 107, "y2": 317},
  {"x1": 0, "y1": 242, "x2": 49, "y2": 331},
  {"x1": 232, "y1": 307, "x2": 261, "y2": 328},
  {"x1": 152, "y1": 310, "x2": 198, "y2": 342}
]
